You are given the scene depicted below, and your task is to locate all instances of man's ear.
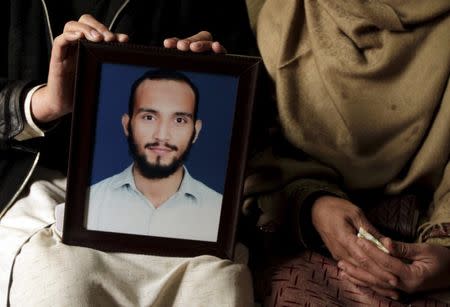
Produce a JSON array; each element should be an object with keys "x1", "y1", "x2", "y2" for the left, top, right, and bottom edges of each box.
[
  {"x1": 193, "y1": 119, "x2": 202, "y2": 143},
  {"x1": 122, "y1": 114, "x2": 130, "y2": 137}
]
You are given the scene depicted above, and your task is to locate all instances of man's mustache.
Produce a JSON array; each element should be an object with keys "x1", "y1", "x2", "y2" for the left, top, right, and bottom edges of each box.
[{"x1": 145, "y1": 142, "x2": 178, "y2": 151}]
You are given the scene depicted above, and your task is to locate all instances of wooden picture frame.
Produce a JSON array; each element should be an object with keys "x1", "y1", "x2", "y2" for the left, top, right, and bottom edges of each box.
[{"x1": 62, "y1": 40, "x2": 261, "y2": 259}]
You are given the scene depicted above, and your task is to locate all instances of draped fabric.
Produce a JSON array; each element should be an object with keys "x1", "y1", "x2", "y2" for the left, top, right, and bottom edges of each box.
[
  {"x1": 244, "y1": 0, "x2": 450, "y2": 246},
  {"x1": 0, "y1": 167, "x2": 253, "y2": 307}
]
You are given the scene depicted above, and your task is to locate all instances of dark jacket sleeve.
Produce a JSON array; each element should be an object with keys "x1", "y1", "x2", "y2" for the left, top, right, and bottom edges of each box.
[
  {"x1": 0, "y1": 0, "x2": 47, "y2": 148},
  {"x1": 249, "y1": 178, "x2": 347, "y2": 250},
  {"x1": 0, "y1": 80, "x2": 38, "y2": 146},
  {"x1": 283, "y1": 179, "x2": 348, "y2": 248}
]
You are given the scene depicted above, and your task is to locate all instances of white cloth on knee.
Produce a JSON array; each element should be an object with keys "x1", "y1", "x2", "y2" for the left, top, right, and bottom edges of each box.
[
  {"x1": 0, "y1": 167, "x2": 66, "y2": 307},
  {"x1": 0, "y1": 167, "x2": 253, "y2": 307}
]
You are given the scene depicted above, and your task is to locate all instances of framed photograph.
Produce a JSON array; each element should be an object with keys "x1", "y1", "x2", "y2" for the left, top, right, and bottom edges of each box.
[{"x1": 62, "y1": 40, "x2": 261, "y2": 259}]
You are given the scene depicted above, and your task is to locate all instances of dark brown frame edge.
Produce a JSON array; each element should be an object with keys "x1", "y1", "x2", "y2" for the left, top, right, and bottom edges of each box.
[{"x1": 62, "y1": 40, "x2": 261, "y2": 259}]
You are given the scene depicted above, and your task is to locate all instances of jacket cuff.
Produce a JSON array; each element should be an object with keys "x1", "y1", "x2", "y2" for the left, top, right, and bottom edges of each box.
[
  {"x1": 0, "y1": 80, "x2": 40, "y2": 140},
  {"x1": 284, "y1": 179, "x2": 348, "y2": 249},
  {"x1": 14, "y1": 84, "x2": 46, "y2": 141},
  {"x1": 254, "y1": 178, "x2": 347, "y2": 250}
]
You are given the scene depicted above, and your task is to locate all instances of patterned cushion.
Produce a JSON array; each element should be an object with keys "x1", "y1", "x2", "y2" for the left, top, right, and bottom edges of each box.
[{"x1": 256, "y1": 250, "x2": 449, "y2": 307}]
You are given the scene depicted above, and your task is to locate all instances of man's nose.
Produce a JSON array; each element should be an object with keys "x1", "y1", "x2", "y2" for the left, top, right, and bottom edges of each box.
[{"x1": 153, "y1": 121, "x2": 170, "y2": 141}]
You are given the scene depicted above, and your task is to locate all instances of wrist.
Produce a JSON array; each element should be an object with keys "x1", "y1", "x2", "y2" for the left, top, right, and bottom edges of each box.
[
  {"x1": 299, "y1": 192, "x2": 333, "y2": 248},
  {"x1": 311, "y1": 195, "x2": 339, "y2": 219},
  {"x1": 30, "y1": 86, "x2": 67, "y2": 124}
]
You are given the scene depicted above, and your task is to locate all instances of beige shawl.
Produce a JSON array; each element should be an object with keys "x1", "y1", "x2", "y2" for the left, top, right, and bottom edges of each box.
[{"x1": 245, "y1": 0, "x2": 450, "y2": 245}]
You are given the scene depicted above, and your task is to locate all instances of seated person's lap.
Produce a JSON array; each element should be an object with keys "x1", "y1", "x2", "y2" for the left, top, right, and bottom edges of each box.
[{"x1": 1, "y1": 167, "x2": 253, "y2": 307}]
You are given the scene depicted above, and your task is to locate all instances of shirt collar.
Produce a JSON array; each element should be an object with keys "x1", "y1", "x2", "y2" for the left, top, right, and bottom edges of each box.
[
  {"x1": 178, "y1": 167, "x2": 199, "y2": 200},
  {"x1": 111, "y1": 164, "x2": 200, "y2": 201},
  {"x1": 111, "y1": 164, "x2": 136, "y2": 190}
]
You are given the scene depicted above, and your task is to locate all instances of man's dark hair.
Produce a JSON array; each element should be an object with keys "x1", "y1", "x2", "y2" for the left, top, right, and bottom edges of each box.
[{"x1": 128, "y1": 69, "x2": 199, "y2": 119}]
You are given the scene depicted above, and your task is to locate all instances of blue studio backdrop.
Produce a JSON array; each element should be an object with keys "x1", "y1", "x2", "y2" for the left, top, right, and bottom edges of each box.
[{"x1": 89, "y1": 63, "x2": 239, "y2": 194}]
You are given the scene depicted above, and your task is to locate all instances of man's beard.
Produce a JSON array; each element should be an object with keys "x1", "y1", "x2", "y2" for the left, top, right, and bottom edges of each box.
[{"x1": 127, "y1": 124, "x2": 195, "y2": 179}]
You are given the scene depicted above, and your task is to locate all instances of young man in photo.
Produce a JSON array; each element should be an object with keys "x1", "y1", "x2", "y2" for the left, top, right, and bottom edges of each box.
[{"x1": 86, "y1": 70, "x2": 222, "y2": 242}]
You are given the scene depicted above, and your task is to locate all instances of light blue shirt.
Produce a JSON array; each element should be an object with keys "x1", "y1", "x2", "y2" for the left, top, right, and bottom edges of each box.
[{"x1": 86, "y1": 165, "x2": 222, "y2": 242}]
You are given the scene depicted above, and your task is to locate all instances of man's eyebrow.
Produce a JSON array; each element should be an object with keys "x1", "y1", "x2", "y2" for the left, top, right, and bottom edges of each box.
[
  {"x1": 174, "y1": 112, "x2": 193, "y2": 119},
  {"x1": 136, "y1": 108, "x2": 193, "y2": 119},
  {"x1": 136, "y1": 108, "x2": 158, "y2": 114}
]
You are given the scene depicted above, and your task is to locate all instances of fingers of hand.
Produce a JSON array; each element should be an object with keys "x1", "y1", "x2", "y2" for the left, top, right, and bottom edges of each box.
[
  {"x1": 78, "y1": 14, "x2": 114, "y2": 40},
  {"x1": 338, "y1": 259, "x2": 397, "y2": 289},
  {"x1": 356, "y1": 238, "x2": 434, "y2": 294},
  {"x1": 371, "y1": 287, "x2": 401, "y2": 301},
  {"x1": 185, "y1": 30, "x2": 213, "y2": 43},
  {"x1": 351, "y1": 209, "x2": 383, "y2": 241},
  {"x1": 389, "y1": 240, "x2": 419, "y2": 260},
  {"x1": 187, "y1": 40, "x2": 226, "y2": 53},
  {"x1": 357, "y1": 237, "x2": 407, "y2": 277},
  {"x1": 164, "y1": 31, "x2": 226, "y2": 54},
  {"x1": 336, "y1": 223, "x2": 364, "y2": 266},
  {"x1": 342, "y1": 239, "x2": 400, "y2": 288},
  {"x1": 167, "y1": 39, "x2": 225, "y2": 53},
  {"x1": 318, "y1": 215, "x2": 361, "y2": 266},
  {"x1": 190, "y1": 41, "x2": 216, "y2": 53},
  {"x1": 64, "y1": 20, "x2": 103, "y2": 41},
  {"x1": 52, "y1": 31, "x2": 83, "y2": 61},
  {"x1": 340, "y1": 271, "x2": 400, "y2": 300},
  {"x1": 116, "y1": 33, "x2": 129, "y2": 43},
  {"x1": 380, "y1": 237, "x2": 394, "y2": 252},
  {"x1": 54, "y1": 31, "x2": 83, "y2": 45},
  {"x1": 327, "y1": 242, "x2": 359, "y2": 267},
  {"x1": 188, "y1": 41, "x2": 212, "y2": 52},
  {"x1": 163, "y1": 37, "x2": 179, "y2": 49},
  {"x1": 176, "y1": 39, "x2": 192, "y2": 51},
  {"x1": 64, "y1": 15, "x2": 128, "y2": 43},
  {"x1": 212, "y1": 41, "x2": 227, "y2": 54},
  {"x1": 339, "y1": 271, "x2": 368, "y2": 287}
]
